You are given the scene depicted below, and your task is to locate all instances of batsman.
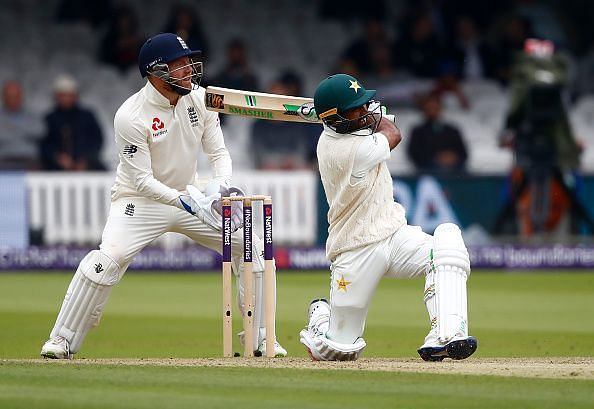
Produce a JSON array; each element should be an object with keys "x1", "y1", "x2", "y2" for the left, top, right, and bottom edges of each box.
[
  {"x1": 40, "y1": 33, "x2": 287, "y2": 359},
  {"x1": 299, "y1": 74, "x2": 477, "y2": 361}
]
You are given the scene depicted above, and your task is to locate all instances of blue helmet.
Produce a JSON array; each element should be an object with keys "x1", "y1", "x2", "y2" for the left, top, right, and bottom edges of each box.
[{"x1": 138, "y1": 33, "x2": 201, "y2": 77}]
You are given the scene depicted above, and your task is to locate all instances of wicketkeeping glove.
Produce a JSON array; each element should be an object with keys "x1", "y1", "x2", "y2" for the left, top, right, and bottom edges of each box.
[
  {"x1": 212, "y1": 186, "x2": 245, "y2": 231},
  {"x1": 179, "y1": 185, "x2": 223, "y2": 231},
  {"x1": 179, "y1": 184, "x2": 245, "y2": 232}
]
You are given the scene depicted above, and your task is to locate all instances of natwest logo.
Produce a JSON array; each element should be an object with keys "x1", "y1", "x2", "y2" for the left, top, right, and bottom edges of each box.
[{"x1": 152, "y1": 117, "x2": 165, "y2": 131}]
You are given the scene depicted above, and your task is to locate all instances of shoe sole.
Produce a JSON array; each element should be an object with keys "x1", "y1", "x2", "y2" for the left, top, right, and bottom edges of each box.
[
  {"x1": 254, "y1": 351, "x2": 288, "y2": 358},
  {"x1": 417, "y1": 336, "x2": 478, "y2": 362},
  {"x1": 41, "y1": 350, "x2": 71, "y2": 359},
  {"x1": 41, "y1": 352, "x2": 70, "y2": 359}
]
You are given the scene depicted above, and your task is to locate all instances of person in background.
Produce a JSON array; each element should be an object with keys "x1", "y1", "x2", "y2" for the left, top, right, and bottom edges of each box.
[
  {"x1": 429, "y1": 62, "x2": 471, "y2": 110},
  {"x1": 340, "y1": 18, "x2": 394, "y2": 77},
  {"x1": 407, "y1": 93, "x2": 468, "y2": 173},
  {"x1": 446, "y1": 15, "x2": 496, "y2": 81},
  {"x1": 211, "y1": 38, "x2": 260, "y2": 92},
  {"x1": 40, "y1": 75, "x2": 105, "y2": 171},
  {"x1": 0, "y1": 80, "x2": 43, "y2": 170},
  {"x1": 392, "y1": 10, "x2": 444, "y2": 78},
  {"x1": 98, "y1": 5, "x2": 145, "y2": 73},
  {"x1": 163, "y1": 4, "x2": 209, "y2": 60},
  {"x1": 251, "y1": 71, "x2": 320, "y2": 170},
  {"x1": 491, "y1": 14, "x2": 533, "y2": 85}
]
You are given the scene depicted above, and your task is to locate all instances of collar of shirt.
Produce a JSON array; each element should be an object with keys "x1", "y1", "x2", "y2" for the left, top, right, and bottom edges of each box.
[
  {"x1": 143, "y1": 80, "x2": 175, "y2": 108},
  {"x1": 323, "y1": 124, "x2": 371, "y2": 139}
]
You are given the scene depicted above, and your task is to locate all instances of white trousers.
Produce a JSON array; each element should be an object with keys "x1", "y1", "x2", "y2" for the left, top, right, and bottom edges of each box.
[
  {"x1": 48, "y1": 196, "x2": 273, "y2": 353},
  {"x1": 327, "y1": 225, "x2": 432, "y2": 343},
  {"x1": 101, "y1": 197, "x2": 250, "y2": 269}
]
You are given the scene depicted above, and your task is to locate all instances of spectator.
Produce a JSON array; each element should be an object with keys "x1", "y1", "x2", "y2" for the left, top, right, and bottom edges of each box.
[
  {"x1": 429, "y1": 62, "x2": 471, "y2": 110},
  {"x1": 211, "y1": 38, "x2": 260, "y2": 91},
  {"x1": 98, "y1": 5, "x2": 144, "y2": 73},
  {"x1": 571, "y1": 40, "x2": 594, "y2": 99},
  {"x1": 319, "y1": 0, "x2": 387, "y2": 23},
  {"x1": 407, "y1": 93, "x2": 468, "y2": 173},
  {"x1": 340, "y1": 18, "x2": 394, "y2": 77},
  {"x1": 163, "y1": 4, "x2": 209, "y2": 59},
  {"x1": 446, "y1": 15, "x2": 496, "y2": 81},
  {"x1": 40, "y1": 75, "x2": 105, "y2": 171},
  {"x1": 393, "y1": 10, "x2": 444, "y2": 78},
  {"x1": 55, "y1": 0, "x2": 113, "y2": 28},
  {"x1": 0, "y1": 80, "x2": 43, "y2": 170},
  {"x1": 491, "y1": 14, "x2": 533, "y2": 85},
  {"x1": 251, "y1": 71, "x2": 320, "y2": 170}
]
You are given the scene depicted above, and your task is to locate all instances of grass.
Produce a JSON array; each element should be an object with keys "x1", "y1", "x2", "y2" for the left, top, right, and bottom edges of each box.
[
  {"x1": 1, "y1": 362, "x2": 593, "y2": 409},
  {"x1": 0, "y1": 271, "x2": 593, "y2": 408}
]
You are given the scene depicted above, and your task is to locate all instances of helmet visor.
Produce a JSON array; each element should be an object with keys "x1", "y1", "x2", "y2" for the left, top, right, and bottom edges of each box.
[{"x1": 323, "y1": 100, "x2": 382, "y2": 135}]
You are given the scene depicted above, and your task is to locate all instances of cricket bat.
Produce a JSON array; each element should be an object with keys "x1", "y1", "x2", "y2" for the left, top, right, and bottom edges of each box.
[{"x1": 204, "y1": 86, "x2": 320, "y2": 123}]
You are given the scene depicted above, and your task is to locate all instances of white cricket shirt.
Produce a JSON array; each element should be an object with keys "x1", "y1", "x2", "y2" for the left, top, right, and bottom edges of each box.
[
  {"x1": 317, "y1": 126, "x2": 406, "y2": 260},
  {"x1": 111, "y1": 81, "x2": 232, "y2": 207}
]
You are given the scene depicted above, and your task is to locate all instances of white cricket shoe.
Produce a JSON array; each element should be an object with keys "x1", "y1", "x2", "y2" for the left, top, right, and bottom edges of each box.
[
  {"x1": 306, "y1": 298, "x2": 330, "y2": 335},
  {"x1": 40, "y1": 336, "x2": 71, "y2": 359},
  {"x1": 257, "y1": 339, "x2": 288, "y2": 357},
  {"x1": 237, "y1": 331, "x2": 288, "y2": 357}
]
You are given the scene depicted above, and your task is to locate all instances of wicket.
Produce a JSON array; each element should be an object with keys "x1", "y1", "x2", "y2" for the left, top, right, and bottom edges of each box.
[{"x1": 221, "y1": 195, "x2": 276, "y2": 358}]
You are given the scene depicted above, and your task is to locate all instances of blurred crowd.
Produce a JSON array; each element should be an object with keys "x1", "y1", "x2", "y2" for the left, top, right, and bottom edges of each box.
[{"x1": 1, "y1": 0, "x2": 593, "y2": 175}]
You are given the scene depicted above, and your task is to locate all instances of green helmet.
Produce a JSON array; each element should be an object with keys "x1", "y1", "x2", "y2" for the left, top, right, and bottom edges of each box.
[{"x1": 314, "y1": 74, "x2": 376, "y2": 120}]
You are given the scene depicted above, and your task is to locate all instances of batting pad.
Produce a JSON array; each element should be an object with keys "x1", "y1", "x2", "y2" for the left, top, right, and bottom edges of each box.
[
  {"x1": 50, "y1": 250, "x2": 122, "y2": 353},
  {"x1": 431, "y1": 223, "x2": 471, "y2": 343}
]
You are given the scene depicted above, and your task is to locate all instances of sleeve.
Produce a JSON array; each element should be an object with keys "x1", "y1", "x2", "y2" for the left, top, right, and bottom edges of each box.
[
  {"x1": 351, "y1": 132, "x2": 391, "y2": 179},
  {"x1": 114, "y1": 110, "x2": 183, "y2": 208},
  {"x1": 201, "y1": 109, "x2": 232, "y2": 185}
]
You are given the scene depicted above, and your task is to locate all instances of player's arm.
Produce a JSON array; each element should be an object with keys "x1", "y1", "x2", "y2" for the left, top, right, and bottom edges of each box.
[
  {"x1": 201, "y1": 110, "x2": 232, "y2": 186},
  {"x1": 376, "y1": 115, "x2": 401, "y2": 151},
  {"x1": 114, "y1": 110, "x2": 184, "y2": 208},
  {"x1": 350, "y1": 115, "x2": 400, "y2": 181}
]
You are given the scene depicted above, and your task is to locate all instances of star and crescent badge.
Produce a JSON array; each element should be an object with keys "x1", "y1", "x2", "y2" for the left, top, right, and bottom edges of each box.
[
  {"x1": 336, "y1": 275, "x2": 352, "y2": 292},
  {"x1": 349, "y1": 80, "x2": 361, "y2": 93}
]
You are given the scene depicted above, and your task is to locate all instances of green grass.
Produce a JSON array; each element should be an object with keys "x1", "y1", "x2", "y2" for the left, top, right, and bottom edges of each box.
[
  {"x1": 1, "y1": 271, "x2": 593, "y2": 358},
  {"x1": 1, "y1": 362, "x2": 593, "y2": 409},
  {"x1": 0, "y1": 271, "x2": 593, "y2": 408}
]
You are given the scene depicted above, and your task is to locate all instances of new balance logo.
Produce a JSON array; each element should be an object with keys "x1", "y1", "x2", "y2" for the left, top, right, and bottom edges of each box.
[
  {"x1": 94, "y1": 263, "x2": 104, "y2": 274},
  {"x1": 125, "y1": 203, "x2": 135, "y2": 216},
  {"x1": 123, "y1": 145, "x2": 138, "y2": 158}
]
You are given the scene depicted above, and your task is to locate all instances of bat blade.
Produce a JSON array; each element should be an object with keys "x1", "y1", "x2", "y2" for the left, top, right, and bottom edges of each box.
[{"x1": 205, "y1": 86, "x2": 320, "y2": 123}]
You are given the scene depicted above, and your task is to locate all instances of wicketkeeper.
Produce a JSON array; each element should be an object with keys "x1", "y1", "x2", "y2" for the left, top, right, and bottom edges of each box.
[
  {"x1": 299, "y1": 74, "x2": 477, "y2": 361},
  {"x1": 40, "y1": 33, "x2": 287, "y2": 359}
]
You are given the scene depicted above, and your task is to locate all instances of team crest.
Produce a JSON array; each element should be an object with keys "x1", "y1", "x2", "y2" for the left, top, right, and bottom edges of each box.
[
  {"x1": 336, "y1": 275, "x2": 351, "y2": 292},
  {"x1": 349, "y1": 80, "x2": 361, "y2": 93},
  {"x1": 187, "y1": 106, "x2": 199, "y2": 127}
]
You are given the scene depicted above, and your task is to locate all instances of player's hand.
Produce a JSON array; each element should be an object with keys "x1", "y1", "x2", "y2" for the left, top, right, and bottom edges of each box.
[
  {"x1": 179, "y1": 185, "x2": 222, "y2": 231},
  {"x1": 217, "y1": 186, "x2": 245, "y2": 232}
]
